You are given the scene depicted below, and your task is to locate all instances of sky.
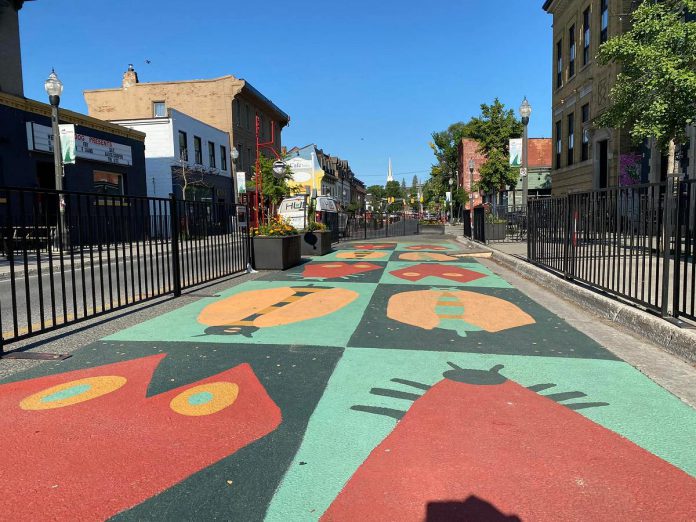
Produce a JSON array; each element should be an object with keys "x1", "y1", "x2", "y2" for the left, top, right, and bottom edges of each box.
[{"x1": 19, "y1": 0, "x2": 552, "y2": 187}]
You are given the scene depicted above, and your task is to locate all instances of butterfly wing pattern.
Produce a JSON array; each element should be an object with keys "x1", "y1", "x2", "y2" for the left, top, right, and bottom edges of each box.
[{"x1": 0, "y1": 354, "x2": 281, "y2": 521}]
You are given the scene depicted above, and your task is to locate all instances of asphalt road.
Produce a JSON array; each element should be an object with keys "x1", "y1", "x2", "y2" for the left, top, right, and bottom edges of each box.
[{"x1": 0, "y1": 238, "x2": 249, "y2": 340}]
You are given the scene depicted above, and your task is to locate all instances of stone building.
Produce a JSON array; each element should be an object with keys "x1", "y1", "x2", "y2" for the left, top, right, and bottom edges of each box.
[
  {"x1": 84, "y1": 67, "x2": 289, "y2": 195},
  {"x1": 543, "y1": 0, "x2": 696, "y2": 193},
  {"x1": 0, "y1": 0, "x2": 29, "y2": 97}
]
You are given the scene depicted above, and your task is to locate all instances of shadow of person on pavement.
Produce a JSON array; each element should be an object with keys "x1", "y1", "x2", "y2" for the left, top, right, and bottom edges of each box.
[{"x1": 426, "y1": 495, "x2": 522, "y2": 522}]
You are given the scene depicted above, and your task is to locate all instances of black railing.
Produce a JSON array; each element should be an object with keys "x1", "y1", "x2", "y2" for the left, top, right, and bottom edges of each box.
[
  {"x1": 340, "y1": 212, "x2": 420, "y2": 241},
  {"x1": 0, "y1": 186, "x2": 250, "y2": 350},
  {"x1": 528, "y1": 178, "x2": 696, "y2": 322},
  {"x1": 468, "y1": 204, "x2": 527, "y2": 243},
  {"x1": 462, "y1": 209, "x2": 472, "y2": 238}
]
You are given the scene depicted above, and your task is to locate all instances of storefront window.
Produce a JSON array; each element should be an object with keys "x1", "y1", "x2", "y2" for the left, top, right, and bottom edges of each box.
[{"x1": 93, "y1": 171, "x2": 123, "y2": 195}]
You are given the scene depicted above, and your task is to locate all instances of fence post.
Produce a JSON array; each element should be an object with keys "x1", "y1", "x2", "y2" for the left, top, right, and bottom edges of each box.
[
  {"x1": 660, "y1": 176, "x2": 677, "y2": 317},
  {"x1": 672, "y1": 178, "x2": 684, "y2": 318},
  {"x1": 169, "y1": 193, "x2": 182, "y2": 298},
  {"x1": 563, "y1": 195, "x2": 572, "y2": 278}
]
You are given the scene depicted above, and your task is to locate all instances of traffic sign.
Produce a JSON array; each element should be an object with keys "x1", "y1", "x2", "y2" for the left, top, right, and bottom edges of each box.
[{"x1": 520, "y1": 167, "x2": 528, "y2": 177}]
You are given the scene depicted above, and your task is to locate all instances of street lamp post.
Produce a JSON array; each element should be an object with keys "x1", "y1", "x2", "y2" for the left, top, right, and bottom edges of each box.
[
  {"x1": 230, "y1": 146, "x2": 239, "y2": 202},
  {"x1": 468, "y1": 158, "x2": 475, "y2": 234},
  {"x1": 519, "y1": 97, "x2": 532, "y2": 206},
  {"x1": 44, "y1": 69, "x2": 68, "y2": 249},
  {"x1": 448, "y1": 177, "x2": 454, "y2": 223}
]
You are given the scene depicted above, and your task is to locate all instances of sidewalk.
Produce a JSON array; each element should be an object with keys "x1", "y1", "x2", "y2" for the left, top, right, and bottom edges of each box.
[{"x1": 1, "y1": 236, "x2": 695, "y2": 520}]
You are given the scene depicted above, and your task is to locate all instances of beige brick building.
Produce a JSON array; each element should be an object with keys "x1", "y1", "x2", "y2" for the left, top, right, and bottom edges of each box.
[
  {"x1": 543, "y1": 0, "x2": 636, "y2": 194},
  {"x1": 83, "y1": 66, "x2": 290, "y2": 194}
]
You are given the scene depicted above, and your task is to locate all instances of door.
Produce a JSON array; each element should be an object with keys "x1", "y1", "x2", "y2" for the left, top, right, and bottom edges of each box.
[{"x1": 598, "y1": 140, "x2": 608, "y2": 189}]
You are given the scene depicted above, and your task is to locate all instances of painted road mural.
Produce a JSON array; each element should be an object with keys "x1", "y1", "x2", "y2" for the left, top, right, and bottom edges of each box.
[{"x1": 1, "y1": 238, "x2": 695, "y2": 521}]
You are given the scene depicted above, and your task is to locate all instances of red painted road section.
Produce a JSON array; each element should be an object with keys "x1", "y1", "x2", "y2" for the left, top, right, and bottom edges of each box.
[
  {"x1": 389, "y1": 263, "x2": 486, "y2": 283},
  {"x1": 303, "y1": 261, "x2": 382, "y2": 279},
  {"x1": 0, "y1": 354, "x2": 281, "y2": 520},
  {"x1": 323, "y1": 379, "x2": 696, "y2": 521}
]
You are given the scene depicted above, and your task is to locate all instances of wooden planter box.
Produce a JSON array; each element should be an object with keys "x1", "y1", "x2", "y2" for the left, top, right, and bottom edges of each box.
[
  {"x1": 419, "y1": 224, "x2": 445, "y2": 235},
  {"x1": 485, "y1": 222, "x2": 507, "y2": 241},
  {"x1": 252, "y1": 234, "x2": 301, "y2": 270},
  {"x1": 301, "y1": 230, "x2": 332, "y2": 256}
]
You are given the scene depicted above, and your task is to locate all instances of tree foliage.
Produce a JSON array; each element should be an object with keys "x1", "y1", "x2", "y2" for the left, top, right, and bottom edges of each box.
[
  {"x1": 467, "y1": 98, "x2": 523, "y2": 195},
  {"x1": 596, "y1": 0, "x2": 696, "y2": 152},
  {"x1": 249, "y1": 155, "x2": 292, "y2": 213}
]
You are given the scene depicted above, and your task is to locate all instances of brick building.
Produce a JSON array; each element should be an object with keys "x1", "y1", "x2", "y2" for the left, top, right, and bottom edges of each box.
[
  {"x1": 458, "y1": 137, "x2": 552, "y2": 209},
  {"x1": 84, "y1": 66, "x2": 290, "y2": 196}
]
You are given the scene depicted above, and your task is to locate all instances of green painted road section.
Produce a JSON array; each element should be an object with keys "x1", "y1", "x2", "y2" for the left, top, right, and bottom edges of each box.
[{"x1": 2, "y1": 237, "x2": 696, "y2": 521}]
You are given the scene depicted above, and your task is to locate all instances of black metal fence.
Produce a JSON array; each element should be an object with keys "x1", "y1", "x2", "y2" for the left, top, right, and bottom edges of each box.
[
  {"x1": 468, "y1": 204, "x2": 528, "y2": 243},
  {"x1": 0, "y1": 186, "x2": 249, "y2": 350},
  {"x1": 528, "y1": 178, "x2": 696, "y2": 322},
  {"x1": 340, "y1": 212, "x2": 420, "y2": 241}
]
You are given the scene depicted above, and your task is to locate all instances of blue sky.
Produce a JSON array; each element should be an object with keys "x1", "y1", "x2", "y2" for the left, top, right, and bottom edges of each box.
[{"x1": 19, "y1": 0, "x2": 552, "y2": 187}]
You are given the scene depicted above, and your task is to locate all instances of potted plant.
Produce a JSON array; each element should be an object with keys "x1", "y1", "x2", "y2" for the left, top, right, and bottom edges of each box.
[
  {"x1": 301, "y1": 220, "x2": 332, "y2": 256},
  {"x1": 251, "y1": 216, "x2": 302, "y2": 270},
  {"x1": 484, "y1": 210, "x2": 507, "y2": 241}
]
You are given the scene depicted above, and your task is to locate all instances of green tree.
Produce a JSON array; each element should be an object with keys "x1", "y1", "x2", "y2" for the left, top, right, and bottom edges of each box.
[
  {"x1": 429, "y1": 122, "x2": 474, "y2": 182},
  {"x1": 366, "y1": 184, "x2": 386, "y2": 211},
  {"x1": 596, "y1": 0, "x2": 696, "y2": 171},
  {"x1": 249, "y1": 155, "x2": 292, "y2": 219},
  {"x1": 467, "y1": 98, "x2": 523, "y2": 199}
]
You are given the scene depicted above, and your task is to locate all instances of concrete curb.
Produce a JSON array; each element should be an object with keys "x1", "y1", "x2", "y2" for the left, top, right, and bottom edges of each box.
[{"x1": 455, "y1": 236, "x2": 696, "y2": 365}]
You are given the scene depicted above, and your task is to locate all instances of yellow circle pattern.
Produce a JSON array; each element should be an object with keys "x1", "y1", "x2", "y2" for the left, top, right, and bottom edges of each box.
[
  {"x1": 170, "y1": 382, "x2": 239, "y2": 416},
  {"x1": 20, "y1": 376, "x2": 127, "y2": 411}
]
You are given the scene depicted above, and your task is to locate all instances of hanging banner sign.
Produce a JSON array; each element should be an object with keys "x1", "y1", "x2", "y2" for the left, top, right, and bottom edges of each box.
[
  {"x1": 509, "y1": 138, "x2": 522, "y2": 167},
  {"x1": 236, "y1": 171, "x2": 247, "y2": 193},
  {"x1": 59, "y1": 124, "x2": 76, "y2": 164},
  {"x1": 26, "y1": 122, "x2": 132, "y2": 165}
]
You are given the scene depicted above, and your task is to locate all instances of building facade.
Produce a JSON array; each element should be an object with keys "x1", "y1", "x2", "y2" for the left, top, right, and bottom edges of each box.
[
  {"x1": 83, "y1": 67, "x2": 289, "y2": 195},
  {"x1": 0, "y1": 0, "x2": 28, "y2": 97},
  {"x1": 543, "y1": 0, "x2": 634, "y2": 194},
  {"x1": 0, "y1": 91, "x2": 147, "y2": 195},
  {"x1": 457, "y1": 138, "x2": 486, "y2": 210},
  {"x1": 284, "y1": 144, "x2": 365, "y2": 209},
  {"x1": 112, "y1": 109, "x2": 232, "y2": 202}
]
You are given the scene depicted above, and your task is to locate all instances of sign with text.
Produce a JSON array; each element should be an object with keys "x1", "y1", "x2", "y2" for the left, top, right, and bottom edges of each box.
[{"x1": 26, "y1": 122, "x2": 133, "y2": 166}]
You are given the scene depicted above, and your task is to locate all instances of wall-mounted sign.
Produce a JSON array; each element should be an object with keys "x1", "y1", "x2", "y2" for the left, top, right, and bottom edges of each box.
[{"x1": 26, "y1": 122, "x2": 133, "y2": 166}]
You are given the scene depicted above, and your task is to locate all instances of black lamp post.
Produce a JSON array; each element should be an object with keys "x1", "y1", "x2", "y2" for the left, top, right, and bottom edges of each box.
[
  {"x1": 44, "y1": 69, "x2": 68, "y2": 248},
  {"x1": 519, "y1": 97, "x2": 532, "y2": 205}
]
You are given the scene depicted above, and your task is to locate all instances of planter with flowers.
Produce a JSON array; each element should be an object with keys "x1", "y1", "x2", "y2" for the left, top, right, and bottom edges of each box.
[
  {"x1": 301, "y1": 221, "x2": 332, "y2": 256},
  {"x1": 251, "y1": 217, "x2": 302, "y2": 270}
]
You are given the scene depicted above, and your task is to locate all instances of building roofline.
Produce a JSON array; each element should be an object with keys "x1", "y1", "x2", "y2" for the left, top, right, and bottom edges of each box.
[
  {"x1": 0, "y1": 91, "x2": 146, "y2": 141},
  {"x1": 240, "y1": 79, "x2": 290, "y2": 124},
  {"x1": 110, "y1": 108, "x2": 229, "y2": 136},
  {"x1": 83, "y1": 75, "x2": 239, "y2": 94},
  {"x1": 542, "y1": 0, "x2": 554, "y2": 12}
]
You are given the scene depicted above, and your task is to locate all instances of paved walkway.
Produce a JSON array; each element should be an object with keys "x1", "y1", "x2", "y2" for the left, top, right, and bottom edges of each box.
[{"x1": 1, "y1": 237, "x2": 695, "y2": 521}]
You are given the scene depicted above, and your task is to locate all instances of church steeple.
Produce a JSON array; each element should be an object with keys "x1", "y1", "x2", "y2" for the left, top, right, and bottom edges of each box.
[{"x1": 387, "y1": 158, "x2": 394, "y2": 183}]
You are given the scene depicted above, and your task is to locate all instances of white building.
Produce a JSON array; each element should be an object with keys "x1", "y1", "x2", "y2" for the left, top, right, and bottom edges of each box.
[{"x1": 112, "y1": 109, "x2": 233, "y2": 202}]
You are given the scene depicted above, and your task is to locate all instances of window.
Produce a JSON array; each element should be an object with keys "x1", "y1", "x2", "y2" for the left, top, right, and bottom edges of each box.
[
  {"x1": 194, "y1": 136, "x2": 202, "y2": 164},
  {"x1": 247, "y1": 148, "x2": 252, "y2": 173},
  {"x1": 237, "y1": 143, "x2": 242, "y2": 170},
  {"x1": 581, "y1": 104, "x2": 590, "y2": 161},
  {"x1": 245, "y1": 104, "x2": 250, "y2": 129},
  {"x1": 234, "y1": 99, "x2": 241, "y2": 127},
  {"x1": 555, "y1": 121, "x2": 562, "y2": 169},
  {"x1": 178, "y1": 131, "x2": 188, "y2": 161},
  {"x1": 567, "y1": 113, "x2": 575, "y2": 166},
  {"x1": 220, "y1": 145, "x2": 227, "y2": 171},
  {"x1": 93, "y1": 171, "x2": 123, "y2": 195},
  {"x1": 568, "y1": 25, "x2": 576, "y2": 78},
  {"x1": 556, "y1": 39, "x2": 563, "y2": 88},
  {"x1": 153, "y1": 101, "x2": 166, "y2": 118},
  {"x1": 600, "y1": 0, "x2": 608, "y2": 44},
  {"x1": 583, "y1": 7, "x2": 591, "y2": 65},
  {"x1": 208, "y1": 141, "x2": 216, "y2": 168}
]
